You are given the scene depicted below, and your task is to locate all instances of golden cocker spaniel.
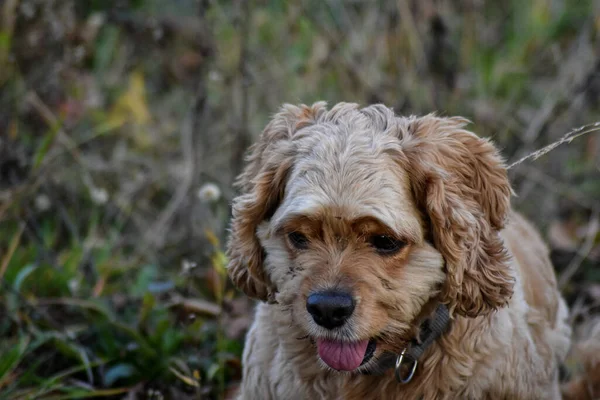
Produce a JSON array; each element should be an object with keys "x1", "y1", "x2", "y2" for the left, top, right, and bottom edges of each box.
[{"x1": 226, "y1": 102, "x2": 588, "y2": 399}]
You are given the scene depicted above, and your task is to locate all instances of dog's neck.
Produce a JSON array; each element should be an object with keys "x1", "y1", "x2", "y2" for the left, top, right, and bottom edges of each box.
[{"x1": 364, "y1": 303, "x2": 451, "y2": 380}]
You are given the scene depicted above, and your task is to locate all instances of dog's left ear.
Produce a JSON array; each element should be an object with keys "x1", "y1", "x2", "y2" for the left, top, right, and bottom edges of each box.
[{"x1": 399, "y1": 115, "x2": 515, "y2": 317}]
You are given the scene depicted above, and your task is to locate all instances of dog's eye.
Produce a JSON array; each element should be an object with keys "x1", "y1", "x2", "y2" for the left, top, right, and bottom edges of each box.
[
  {"x1": 288, "y1": 232, "x2": 309, "y2": 250},
  {"x1": 369, "y1": 235, "x2": 404, "y2": 255}
]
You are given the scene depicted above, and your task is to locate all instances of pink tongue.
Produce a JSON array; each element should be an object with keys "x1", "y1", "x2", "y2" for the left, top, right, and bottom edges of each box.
[{"x1": 316, "y1": 339, "x2": 369, "y2": 371}]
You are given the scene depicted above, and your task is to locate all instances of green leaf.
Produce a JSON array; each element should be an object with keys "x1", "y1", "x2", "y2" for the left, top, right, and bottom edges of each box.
[
  {"x1": 52, "y1": 336, "x2": 94, "y2": 384},
  {"x1": 160, "y1": 327, "x2": 183, "y2": 355},
  {"x1": 13, "y1": 263, "x2": 38, "y2": 292},
  {"x1": 0, "y1": 32, "x2": 11, "y2": 51},
  {"x1": 35, "y1": 386, "x2": 131, "y2": 399},
  {"x1": 94, "y1": 25, "x2": 119, "y2": 76},
  {"x1": 33, "y1": 128, "x2": 59, "y2": 170},
  {"x1": 206, "y1": 363, "x2": 220, "y2": 381},
  {"x1": 0, "y1": 333, "x2": 56, "y2": 393},
  {"x1": 138, "y1": 292, "x2": 156, "y2": 327},
  {"x1": 131, "y1": 264, "x2": 158, "y2": 297},
  {"x1": 60, "y1": 245, "x2": 84, "y2": 278},
  {"x1": 34, "y1": 358, "x2": 106, "y2": 396},
  {"x1": 0, "y1": 336, "x2": 29, "y2": 381},
  {"x1": 103, "y1": 363, "x2": 137, "y2": 387},
  {"x1": 40, "y1": 218, "x2": 59, "y2": 249}
]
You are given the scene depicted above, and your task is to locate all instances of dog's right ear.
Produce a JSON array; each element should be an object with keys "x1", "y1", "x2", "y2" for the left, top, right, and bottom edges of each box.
[{"x1": 226, "y1": 102, "x2": 328, "y2": 302}]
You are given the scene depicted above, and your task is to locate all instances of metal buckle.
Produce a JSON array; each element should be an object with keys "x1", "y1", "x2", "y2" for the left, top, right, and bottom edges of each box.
[{"x1": 394, "y1": 348, "x2": 418, "y2": 384}]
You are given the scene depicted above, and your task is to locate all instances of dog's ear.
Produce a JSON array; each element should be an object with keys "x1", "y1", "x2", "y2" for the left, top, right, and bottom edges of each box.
[
  {"x1": 399, "y1": 115, "x2": 515, "y2": 317},
  {"x1": 227, "y1": 102, "x2": 328, "y2": 302}
]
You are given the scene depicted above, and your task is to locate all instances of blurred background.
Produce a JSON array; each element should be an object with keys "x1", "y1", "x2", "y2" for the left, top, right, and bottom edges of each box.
[{"x1": 1, "y1": 0, "x2": 599, "y2": 399}]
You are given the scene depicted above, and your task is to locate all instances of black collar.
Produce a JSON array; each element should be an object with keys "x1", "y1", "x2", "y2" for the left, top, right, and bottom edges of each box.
[{"x1": 362, "y1": 304, "x2": 451, "y2": 383}]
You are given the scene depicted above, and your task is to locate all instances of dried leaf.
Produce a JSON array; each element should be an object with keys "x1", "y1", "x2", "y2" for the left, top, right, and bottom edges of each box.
[{"x1": 168, "y1": 297, "x2": 221, "y2": 317}]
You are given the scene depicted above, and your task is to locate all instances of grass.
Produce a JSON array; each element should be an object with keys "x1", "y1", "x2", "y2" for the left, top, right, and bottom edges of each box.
[
  {"x1": 0, "y1": 219, "x2": 239, "y2": 399},
  {"x1": 1, "y1": 0, "x2": 599, "y2": 399}
]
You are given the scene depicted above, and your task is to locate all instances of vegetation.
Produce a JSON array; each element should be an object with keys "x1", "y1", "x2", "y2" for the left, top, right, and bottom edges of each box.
[{"x1": 1, "y1": 0, "x2": 599, "y2": 399}]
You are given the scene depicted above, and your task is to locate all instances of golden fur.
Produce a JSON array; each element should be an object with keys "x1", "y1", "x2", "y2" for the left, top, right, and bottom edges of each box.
[
  {"x1": 562, "y1": 320, "x2": 600, "y2": 400},
  {"x1": 226, "y1": 102, "x2": 587, "y2": 399}
]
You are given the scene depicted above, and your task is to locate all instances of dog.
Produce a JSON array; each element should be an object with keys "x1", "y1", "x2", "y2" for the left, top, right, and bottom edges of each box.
[
  {"x1": 562, "y1": 319, "x2": 600, "y2": 400},
  {"x1": 226, "y1": 102, "x2": 584, "y2": 399}
]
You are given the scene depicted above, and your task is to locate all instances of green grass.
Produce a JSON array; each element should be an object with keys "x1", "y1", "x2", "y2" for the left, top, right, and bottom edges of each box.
[{"x1": 0, "y1": 218, "x2": 238, "y2": 399}]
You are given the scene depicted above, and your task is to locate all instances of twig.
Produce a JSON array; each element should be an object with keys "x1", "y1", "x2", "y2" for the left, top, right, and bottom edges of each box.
[
  {"x1": 511, "y1": 28, "x2": 595, "y2": 176},
  {"x1": 0, "y1": 0, "x2": 19, "y2": 84},
  {"x1": 506, "y1": 121, "x2": 600, "y2": 170},
  {"x1": 232, "y1": 0, "x2": 252, "y2": 177},
  {"x1": 512, "y1": 165, "x2": 600, "y2": 213},
  {"x1": 567, "y1": 292, "x2": 600, "y2": 328},
  {"x1": 25, "y1": 92, "x2": 83, "y2": 166},
  {"x1": 143, "y1": 110, "x2": 195, "y2": 247},
  {"x1": 559, "y1": 212, "x2": 600, "y2": 290},
  {"x1": 26, "y1": 91, "x2": 104, "y2": 198},
  {"x1": 166, "y1": 297, "x2": 221, "y2": 317},
  {"x1": 521, "y1": 93, "x2": 563, "y2": 144},
  {"x1": 142, "y1": 0, "x2": 214, "y2": 249},
  {"x1": 568, "y1": 293, "x2": 588, "y2": 326},
  {"x1": 396, "y1": 0, "x2": 426, "y2": 71},
  {"x1": 304, "y1": 2, "x2": 379, "y2": 95}
]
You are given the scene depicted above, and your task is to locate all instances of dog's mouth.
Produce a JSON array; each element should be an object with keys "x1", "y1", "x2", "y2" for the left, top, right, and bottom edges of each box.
[{"x1": 316, "y1": 338, "x2": 377, "y2": 371}]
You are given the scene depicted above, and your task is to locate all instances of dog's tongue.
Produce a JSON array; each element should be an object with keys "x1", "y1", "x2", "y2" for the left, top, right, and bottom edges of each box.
[{"x1": 316, "y1": 339, "x2": 369, "y2": 371}]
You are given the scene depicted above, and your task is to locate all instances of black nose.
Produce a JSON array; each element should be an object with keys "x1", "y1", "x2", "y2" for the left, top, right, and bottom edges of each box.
[{"x1": 306, "y1": 291, "x2": 355, "y2": 329}]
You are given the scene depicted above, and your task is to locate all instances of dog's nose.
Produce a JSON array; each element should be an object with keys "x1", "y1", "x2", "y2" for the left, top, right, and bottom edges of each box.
[{"x1": 306, "y1": 291, "x2": 355, "y2": 329}]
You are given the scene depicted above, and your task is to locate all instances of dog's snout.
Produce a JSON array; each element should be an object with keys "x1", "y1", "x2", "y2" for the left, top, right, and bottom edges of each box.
[{"x1": 306, "y1": 291, "x2": 355, "y2": 329}]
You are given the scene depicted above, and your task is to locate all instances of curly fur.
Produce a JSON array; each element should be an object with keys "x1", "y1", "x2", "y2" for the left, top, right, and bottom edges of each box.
[{"x1": 226, "y1": 102, "x2": 582, "y2": 399}]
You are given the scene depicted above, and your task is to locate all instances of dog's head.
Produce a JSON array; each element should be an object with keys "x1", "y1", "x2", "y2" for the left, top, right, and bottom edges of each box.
[{"x1": 227, "y1": 102, "x2": 514, "y2": 372}]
